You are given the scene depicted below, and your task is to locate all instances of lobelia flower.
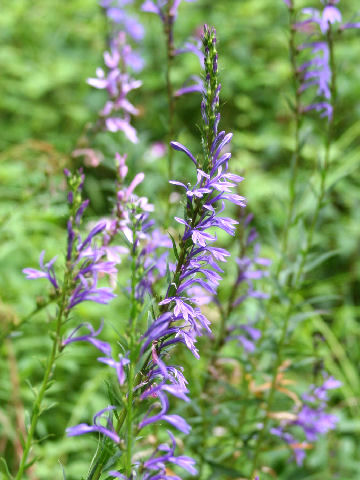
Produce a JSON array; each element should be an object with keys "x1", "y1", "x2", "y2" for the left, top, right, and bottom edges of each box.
[
  {"x1": 63, "y1": 321, "x2": 130, "y2": 386},
  {"x1": 23, "y1": 251, "x2": 59, "y2": 290},
  {"x1": 62, "y1": 321, "x2": 112, "y2": 356},
  {"x1": 174, "y1": 36, "x2": 205, "y2": 97},
  {"x1": 66, "y1": 26, "x2": 241, "y2": 479},
  {"x1": 66, "y1": 406, "x2": 120, "y2": 444},
  {"x1": 141, "y1": 0, "x2": 197, "y2": 21},
  {"x1": 296, "y1": 38, "x2": 333, "y2": 120},
  {"x1": 232, "y1": 214, "x2": 271, "y2": 306},
  {"x1": 100, "y1": 153, "x2": 171, "y2": 298},
  {"x1": 142, "y1": 431, "x2": 197, "y2": 477},
  {"x1": 202, "y1": 213, "x2": 269, "y2": 354},
  {"x1": 87, "y1": 32, "x2": 142, "y2": 142},
  {"x1": 290, "y1": 1, "x2": 360, "y2": 121},
  {"x1": 271, "y1": 374, "x2": 341, "y2": 465}
]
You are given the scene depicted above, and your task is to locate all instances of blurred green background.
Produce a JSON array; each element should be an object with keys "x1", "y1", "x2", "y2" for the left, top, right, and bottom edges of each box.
[{"x1": 1, "y1": 0, "x2": 360, "y2": 478}]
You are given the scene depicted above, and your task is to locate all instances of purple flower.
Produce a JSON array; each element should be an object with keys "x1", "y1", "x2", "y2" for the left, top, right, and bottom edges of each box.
[
  {"x1": 67, "y1": 275, "x2": 116, "y2": 309},
  {"x1": 98, "y1": 354, "x2": 130, "y2": 385},
  {"x1": 175, "y1": 75, "x2": 204, "y2": 97},
  {"x1": 298, "y1": 42, "x2": 331, "y2": 99},
  {"x1": 296, "y1": 36, "x2": 333, "y2": 121},
  {"x1": 321, "y1": 5, "x2": 342, "y2": 33},
  {"x1": 23, "y1": 251, "x2": 58, "y2": 290},
  {"x1": 294, "y1": 404, "x2": 339, "y2": 442},
  {"x1": 87, "y1": 33, "x2": 142, "y2": 141},
  {"x1": 341, "y1": 22, "x2": 360, "y2": 30},
  {"x1": 139, "y1": 392, "x2": 191, "y2": 434},
  {"x1": 271, "y1": 375, "x2": 341, "y2": 465},
  {"x1": 136, "y1": 26, "x2": 242, "y2": 476},
  {"x1": 66, "y1": 406, "x2": 120, "y2": 443},
  {"x1": 227, "y1": 323, "x2": 262, "y2": 353},
  {"x1": 170, "y1": 142, "x2": 197, "y2": 165},
  {"x1": 270, "y1": 427, "x2": 306, "y2": 466},
  {"x1": 143, "y1": 431, "x2": 197, "y2": 476},
  {"x1": 141, "y1": 0, "x2": 197, "y2": 21},
  {"x1": 175, "y1": 40, "x2": 204, "y2": 67},
  {"x1": 62, "y1": 321, "x2": 112, "y2": 356},
  {"x1": 101, "y1": 0, "x2": 145, "y2": 44}
]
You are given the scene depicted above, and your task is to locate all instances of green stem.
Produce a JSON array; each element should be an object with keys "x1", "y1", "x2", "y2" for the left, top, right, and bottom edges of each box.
[
  {"x1": 125, "y1": 240, "x2": 140, "y2": 476},
  {"x1": 250, "y1": 305, "x2": 291, "y2": 477},
  {"x1": 294, "y1": 23, "x2": 336, "y2": 286},
  {"x1": 251, "y1": 24, "x2": 337, "y2": 476},
  {"x1": 0, "y1": 299, "x2": 54, "y2": 346},
  {"x1": 165, "y1": 2, "x2": 175, "y2": 182},
  {"x1": 276, "y1": 6, "x2": 301, "y2": 277},
  {"x1": 125, "y1": 362, "x2": 135, "y2": 476},
  {"x1": 15, "y1": 273, "x2": 70, "y2": 480}
]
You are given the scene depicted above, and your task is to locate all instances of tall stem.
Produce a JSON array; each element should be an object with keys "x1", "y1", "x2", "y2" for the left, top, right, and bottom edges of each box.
[
  {"x1": 294, "y1": 23, "x2": 336, "y2": 285},
  {"x1": 250, "y1": 305, "x2": 291, "y2": 477},
  {"x1": 165, "y1": 2, "x2": 175, "y2": 181},
  {"x1": 15, "y1": 271, "x2": 71, "y2": 480},
  {"x1": 125, "y1": 239, "x2": 140, "y2": 476},
  {"x1": 277, "y1": 5, "x2": 301, "y2": 277},
  {"x1": 0, "y1": 299, "x2": 54, "y2": 346},
  {"x1": 251, "y1": 24, "x2": 337, "y2": 477}
]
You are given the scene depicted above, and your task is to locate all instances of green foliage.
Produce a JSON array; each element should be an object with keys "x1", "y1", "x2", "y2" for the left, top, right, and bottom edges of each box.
[{"x1": 1, "y1": 0, "x2": 360, "y2": 479}]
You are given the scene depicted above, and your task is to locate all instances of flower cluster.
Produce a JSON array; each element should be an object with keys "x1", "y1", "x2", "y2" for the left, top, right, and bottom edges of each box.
[
  {"x1": 271, "y1": 375, "x2": 341, "y2": 465},
  {"x1": 100, "y1": 153, "x2": 171, "y2": 298},
  {"x1": 126, "y1": 24, "x2": 246, "y2": 477},
  {"x1": 232, "y1": 214, "x2": 271, "y2": 305},
  {"x1": 101, "y1": 0, "x2": 145, "y2": 56},
  {"x1": 285, "y1": 0, "x2": 360, "y2": 121},
  {"x1": 88, "y1": 32, "x2": 142, "y2": 142},
  {"x1": 23, "y1": 169, "x2": 117, "y2": 311},
  {"x1": 225, "y1": 215, "x2": 270, "y2": 350}
]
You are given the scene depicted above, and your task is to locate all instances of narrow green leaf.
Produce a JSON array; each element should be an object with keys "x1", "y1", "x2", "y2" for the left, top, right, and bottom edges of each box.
[
  {"x1": 168, "y1": 232, "x2": 179, "y2": 261},
  {"x1": 0, "y1": 457, "x2": 13, "y2": 479}
]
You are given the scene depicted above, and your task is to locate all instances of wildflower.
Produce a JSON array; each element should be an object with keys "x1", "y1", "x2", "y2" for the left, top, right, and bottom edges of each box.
[
  {"x1": 271, "y1": 375, "x2": 341, "y2": 465},
  {"x1": 297, "y1": 40, "x2": 333, "y2": 120},
  {"x1": 321, "y1": 6, "x2": 341, "y2": 32},
  {"x1": 98, "y1": 354, "x2": 130, "y2": 386},
  {"x1": 141, "y1": 0, "x2": 197, "y2": 21},
  {"x1": 136, "y1": 25, "x2": 244, "y2": 476},
  {"x1": 62, "y1": 321, "x2": 111, "y2": 356},
  {"x1": 66, "y1": 406, "x2": 120, "y2": 443},
  {"x1": 139, "y1": 391, "x2": 191, "y2": 434},
  {"x1": 87, "y1": 33, "x2": 142, "y2": 141},
  {"x1": 143, "y1": 431, "x2": 197, "y2": 475},
  {"x1": 24, "y1": 170, "x2": 117, "y2": 312},
  {"x1": 23, "y1": 251, "x2": 58, "y2": 290},
  {"x1": 291, "y1": 1, "x2": 360, "y2": 121}
]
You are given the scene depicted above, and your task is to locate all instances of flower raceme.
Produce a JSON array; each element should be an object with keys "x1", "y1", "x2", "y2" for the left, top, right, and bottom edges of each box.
[
  {"x1": 23, "y1": 170, "x2": 117, "y2": 311},
  {"x1": 285, "y1": 0, "x2": 360, "y2": 121},
  {"x1": 271, "y1": 375, "x2": 341, "y2": 465},
  {"x1": 132, "y1": 24, "x2": 246, "y2": 478},
  {"x1": 87, "y1": 32, "x2": 142, "y2": 142}
]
